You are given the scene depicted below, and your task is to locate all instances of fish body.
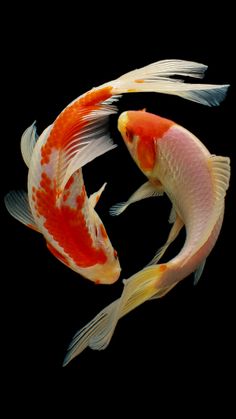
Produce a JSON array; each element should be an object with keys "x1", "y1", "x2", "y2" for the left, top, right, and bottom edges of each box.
[
  {"x1": 117, "y1": 110, "x2": 230, "y2": 290},
  {"x1": 4, "y1": 60, "x2": 229, "y2": 284},
  {"x1": 63, "y1": 109, "x2": 230, "y2": 365}
]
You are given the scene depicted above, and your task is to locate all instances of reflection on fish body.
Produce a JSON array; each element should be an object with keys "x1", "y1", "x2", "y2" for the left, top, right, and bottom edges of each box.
[{"x1": 62, "y1": 62, "x2": 230, "y2": 365}]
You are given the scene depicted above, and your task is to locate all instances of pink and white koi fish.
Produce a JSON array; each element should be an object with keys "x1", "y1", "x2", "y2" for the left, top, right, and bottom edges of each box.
[
  {"x1": 5, "y1": 60, "x2": 229, "y2": 285},
  {"x1": 63, "y1": 108, "x2": 230, "y2": 365}
]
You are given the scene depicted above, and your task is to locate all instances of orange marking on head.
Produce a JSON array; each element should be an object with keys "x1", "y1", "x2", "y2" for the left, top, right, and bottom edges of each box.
[
  {"x1": 95, "y1": 279, "x2": 101, "y2": 285},
  {"x1": 127, "y1": 111, "x2": 174, "y2": 140},
  {"x1": 126, "y1": 111, "x2": 174, "y2": 171},
  {"x1": 135, "y1": 79, "x2": 144, "y2": 83},
  {"x1": 159, "y1": 264, "x2": 167, "y2": 273},
  {"x1": 40, "y1": 86, "x2": 113, "y2": 165},
  {"x1": 137, "y1": 137, "x2": 156, "y2": 171},
  {"x1": 100, "y1": 224, "x2": 108, "y2": 240},
  {"x1": 35, "y1": 172, "x2": 107, "y2": 268}
]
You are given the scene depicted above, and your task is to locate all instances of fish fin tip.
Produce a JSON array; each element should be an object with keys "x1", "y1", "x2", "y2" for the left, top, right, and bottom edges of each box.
[
  {"x1": 111, "y1": 59, "x2": 229, "y2": 106},
  {"x1": 89, "y1": 182, "x2": 107, "y2": 208},
  {"x1": 109, "y1": 201, "x2": 127, "y2": 216},
  {"x1": 110, "y1": 181, "x2": 163, "y2": 217},
  {"x1": 193, "y1": 259, "x2": 207, "y2": 286},
  {"x1": 4, "y1": 190, "x2": 39, "y2": 231},
  {"x1": 168, "y1": 206, "x2": 176, "y2": 224},
  {"x1": 20, "y1": 121, "x2": 38, "y2": 167}
]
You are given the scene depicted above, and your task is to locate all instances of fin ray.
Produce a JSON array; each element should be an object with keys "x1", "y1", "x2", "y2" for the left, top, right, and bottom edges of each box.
[
  {"x1": 4, "y1": 190, "x2": 39, "y2": 231},
  {"x1": 111, "y1": 59, "x2": 229, "y2": 107},
  {"x1": 20, "y1": 121, "x2": 38, "y2": 167},
  {"x1": 110, "y1": 181, "x2": 163, "y2": 216}
]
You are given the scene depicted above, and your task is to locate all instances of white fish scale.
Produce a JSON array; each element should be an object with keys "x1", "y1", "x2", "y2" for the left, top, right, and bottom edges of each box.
[{"x1": 157, "y1": 125, "x2": 214, "y2": 250}]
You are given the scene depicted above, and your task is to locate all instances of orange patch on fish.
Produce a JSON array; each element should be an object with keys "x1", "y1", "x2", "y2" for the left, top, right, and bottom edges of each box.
[
  {"x1": 65, "y1": 176, "x2": 75, "y2": 190},
  {"x1": 159, "y1": 264, "x2": 167, "y2": 272},
  {"x1": 35, "y1": 171, "x2": 107, "y2": 268},
  {"x1": 137, "y1": 137, "x2": 156, "y2": 171},
  {"x1": 41, "y1": 86, "x2": 113, "y2": 165}
]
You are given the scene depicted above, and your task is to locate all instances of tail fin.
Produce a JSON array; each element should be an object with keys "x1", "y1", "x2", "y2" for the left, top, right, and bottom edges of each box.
[
  {"x1": 63, "y1": 264, "x2": 169, "y2": 366},
  {"x1": 110, "y1": 59, "x2": 229, "y2": 107}
]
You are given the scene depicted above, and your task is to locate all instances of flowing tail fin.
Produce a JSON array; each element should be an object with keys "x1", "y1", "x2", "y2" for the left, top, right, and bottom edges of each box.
[
  {"x1": 109, "y1": 59, "x2": 229, "y2": 106},
  {"x1": 63, "y1": 264, "x2": 172, "y2": 366}
]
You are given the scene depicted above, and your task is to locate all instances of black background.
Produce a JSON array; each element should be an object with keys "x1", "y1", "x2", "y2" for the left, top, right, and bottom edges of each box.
[{"x1": 2, "y1": 6, "x2": 235, "y2": 415}]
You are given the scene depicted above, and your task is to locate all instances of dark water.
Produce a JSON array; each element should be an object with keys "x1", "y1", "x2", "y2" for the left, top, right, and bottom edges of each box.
[{"x1": 2, "y1": 10, "x2": 234, "y2": 414}]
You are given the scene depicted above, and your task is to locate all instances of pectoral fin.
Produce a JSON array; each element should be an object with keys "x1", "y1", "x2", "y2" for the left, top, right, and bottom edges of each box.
[
  {"x1": 4, "y1": 190, "x2": 39, "y2": 232},
  {"x1": 109, "y1": 181, "x2": 164, "y2": 216}
]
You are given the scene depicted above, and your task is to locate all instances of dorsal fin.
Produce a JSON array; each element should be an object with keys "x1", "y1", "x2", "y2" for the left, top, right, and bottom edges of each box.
[
  {"x1": 182, "y1": 155, "x2": 230, "y2": 266},
  {"x1": 20, "y1": 121, "x2": 38, "y2": 167}
]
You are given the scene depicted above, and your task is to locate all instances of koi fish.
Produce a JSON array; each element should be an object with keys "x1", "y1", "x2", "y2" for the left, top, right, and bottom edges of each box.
[
  {"x1": 5, "y1": 59, "x2": 228, "y2": 285},
  {"x1": 63, "y1": 70, "x2": 230, "y2": 364}
]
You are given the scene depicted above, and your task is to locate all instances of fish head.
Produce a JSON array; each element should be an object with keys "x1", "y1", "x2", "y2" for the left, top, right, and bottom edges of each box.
[
  {"x1": 118, "y1": 110, "x2": 157, "y2": 175},
  {"x1": 118, "y1": 110, "x2": 174, "y2": 176}
]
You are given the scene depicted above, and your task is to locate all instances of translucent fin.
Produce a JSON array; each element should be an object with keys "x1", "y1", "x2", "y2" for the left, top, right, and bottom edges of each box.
[
  {"x1": 63, "y1": 264, "x2": 169, "y2": 366},
  {"x1": 149, "y1": 283, "x2": 177, "y2": 299},
  {"x1": 20, "y1": 121, "x2": 38, "y2": 167},
  {"x1": 28, "y1": 124, "x2": 53, "y2": 189},
  {"x1": 109, "y1": 181, "x2": 163, "y2": 216},
  {"x1": 193, "y1": 259, "x2": 206, "y2": 286},
  {"x1": 111, "y1": 59, "x2": 229, "y2": 107},
  {"x1": 168, "y1": 206, "x2": 176, "y2": 224},
  {"x1": 147, "y1": 215, "x2": 184, "y2": 266},
  {"x1": 89, "y1": 182, "x2": 107, "y2": 208},
  {"x1": 59, "y1": 102, "x2": 118, "y2": 191},
  {"x1": 4, "y1": 190, "x2": 39, "y2": 232}
]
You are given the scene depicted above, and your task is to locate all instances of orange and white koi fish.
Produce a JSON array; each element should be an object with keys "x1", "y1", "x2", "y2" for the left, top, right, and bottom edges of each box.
[
  {"x1": 5, "y1": 59, "x2": 228, "y2": 285},
  {"x1": 63, "y1": 109, "x2": 230, "y2": 365}
]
